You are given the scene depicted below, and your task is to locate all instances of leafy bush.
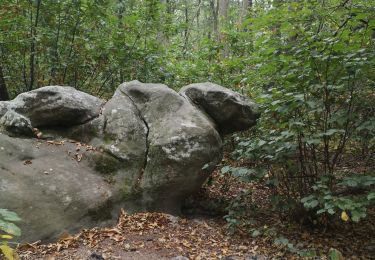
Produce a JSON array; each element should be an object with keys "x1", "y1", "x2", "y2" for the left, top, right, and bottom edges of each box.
[
  {"x1": 301, "y1": 175, "x2": 375, "y2": 222},
  {"x1": 0, "y1": 209, "x2": 21, "y2": 260},
  {"x1": 226, "y1": 0, "x2": 375, "y2": 223}
]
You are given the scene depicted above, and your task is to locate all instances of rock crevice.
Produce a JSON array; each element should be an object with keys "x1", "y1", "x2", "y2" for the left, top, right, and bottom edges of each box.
[{"x1": 118, "y1": 88, "x2": 150, "y2": 187}]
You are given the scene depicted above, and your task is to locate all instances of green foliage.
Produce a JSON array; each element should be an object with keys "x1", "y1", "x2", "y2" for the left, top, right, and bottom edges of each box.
[
  {"x1": 223, "y1": 189, "x2": 256, "y2": 234},
  {"x1": 301, "y1": 175, "x2": 375, "y2": 222},
  {"x1": 221, "y1": 165, "x2": 266, "y2": 182},
  {"x1": 0, "y1": 0, "x2": 256, "y2": 97},
  {"x1": 0, "y1": 209, "x2": 21, "y2": 260},
  {"x1": 0, "y1": 2, "x2": 373, "y2": 254},
  {"x1": 0, "y1": 0, "x2": 171, "y2": 97},
  {"x1": 329, "y1": 248, "x2": 344, "y2": 260},
  {"x1": 228, "y1": 0, "x2": 375, "y2": 223},
  {"x1": 274, "y1": 236, "x2": 317, "y2": 258}
]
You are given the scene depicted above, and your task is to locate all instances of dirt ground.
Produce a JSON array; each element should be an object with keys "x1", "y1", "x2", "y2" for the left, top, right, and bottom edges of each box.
[{"x1": 15, "y1": 170, "x2": 375, "y2": 260}]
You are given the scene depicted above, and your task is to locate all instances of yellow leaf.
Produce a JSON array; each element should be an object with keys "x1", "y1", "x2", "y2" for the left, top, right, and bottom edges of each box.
[
  {"x1": 341, "y1": 211, "x2": 349, "y2": 222},
  {"x1": 1, "y1": 235, "x2": 13, "y2": 239},
  {"x1": 0, "y1": 245, "x2": 14, "y2": 260}
]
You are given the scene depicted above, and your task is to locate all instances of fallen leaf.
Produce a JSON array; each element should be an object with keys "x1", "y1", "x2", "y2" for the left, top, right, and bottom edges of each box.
[{"x1": 341, "y1": 211, "x2": 349, "y2": 222}]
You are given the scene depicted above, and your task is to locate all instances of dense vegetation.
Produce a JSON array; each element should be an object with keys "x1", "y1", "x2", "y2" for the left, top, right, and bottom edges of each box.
[{"x1": 0, "y1": 0, "x2": 374, "y2": 258}]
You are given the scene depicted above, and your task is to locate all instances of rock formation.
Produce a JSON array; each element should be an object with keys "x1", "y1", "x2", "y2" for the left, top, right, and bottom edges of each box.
[{"x1": 0, "y1": 81, "x2": 259, "y2": 242}]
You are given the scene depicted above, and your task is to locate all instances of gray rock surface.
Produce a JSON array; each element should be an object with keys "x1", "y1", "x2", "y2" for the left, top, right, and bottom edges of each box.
[
  {"x1": 0, "y1": 81, "x2": 259, "y2": 242},
  {"x1": 0, "y1": 133, "x2": 116, "y2": 242},
  {"x1": 180, "y1": 82, "x2": 260, "y2": 134},
  {"x1": 101, "y1": 91, "x2": 147, "y2": 164},
  {"x1": 0, "y1": 101, "x2": 10, "y2": 117},
  {"x1": 118, "y1": 81, "x2": 223, "y2": 211},
  {"x1": 2, "y1": 86, "x2": 104, "y2": 129},
  {"x1": 0, "y1": 110, "x2": 33, "y2": 136}
]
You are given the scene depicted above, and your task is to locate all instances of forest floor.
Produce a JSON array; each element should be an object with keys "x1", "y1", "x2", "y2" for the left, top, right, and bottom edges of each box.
[{"x1": 16, "y1": 169, "x2": 375, "y2": 260}]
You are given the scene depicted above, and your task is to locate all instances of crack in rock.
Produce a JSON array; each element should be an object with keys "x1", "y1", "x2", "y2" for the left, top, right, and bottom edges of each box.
[{"x1": 119, "y1": 90, "x2": 150, "y2": 187}]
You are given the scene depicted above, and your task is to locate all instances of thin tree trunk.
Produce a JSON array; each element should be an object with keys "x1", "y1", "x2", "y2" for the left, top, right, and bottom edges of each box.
[
  {"x1": 62, "y1": 17, "x2": 80, "y2": 83},
  {"x1": 182, "y1": 0, "x2": 203, "y2": 54},
  {"x1": 29, "y1": 0, "x2": 42, "y2": 91},
  {"x1": 241, "y1": 0, "x2": 252, "y2": 22},
  {"x1": 210, "y1": 0, "x2": 219, "y2": 39},
  {"x1": 165, "y1": 0, "x2": 173, "y2": 41},
  {"x1": 218, "y1": 0, "x2": 229, "y2": 56},
  {"x1": 183, "y1": 0, "x2": 189, "y2": 54},
  {"x1": 219, "y1": 0, "x2": 229, "y2": 21},
  {"x1": 50, "y1": 9, "x2": 63, "y2": 84},
  {"x1": 0, "y1": 65, "x2": 10, "y2": 101},
  {"x1": 197, "y1": 0, "x2": 201, "y2": 26}
]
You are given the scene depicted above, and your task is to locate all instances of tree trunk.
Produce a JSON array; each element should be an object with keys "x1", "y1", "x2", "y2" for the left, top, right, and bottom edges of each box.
[
  {"x1": 241, "y1": 0, "x2": 252, "y2": 22},
  {"x1": 209, "y1": 0, "x2": 219, "y2": 39},
  {"x1": 197, "y1": 0, "x2": 201, "y2": 26},
  {"x1": 50, "y1": 11, "x2": 62, "y2": 85},
  {"x1": 0, "y1": 65, "x2": 10, "y2": 101},
  {"x1": 157, "y1": 0, "x2": 170, "y2": 45},
  {"x1": 218, "y1": 0, "x2": 229, "y2": 21},
  {"x1": 218, "y1": 0, "x2": 229, "y2": 34},
  {"x1": 29, "y1": 0, "x2": 42, "y2": 91},
  {"x1": 183, "y1": 0, "x2": 189, "y2": 53},
  {"x1": 218, "y1": 0, "x2": 229, "y2": 57}
]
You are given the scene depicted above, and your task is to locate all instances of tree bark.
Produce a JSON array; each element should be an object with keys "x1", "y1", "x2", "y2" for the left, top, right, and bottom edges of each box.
[
  {"x1": 29, "y1": 0, "x2": 42, "y2": 91},
  {"x1": 197, "y1": 0, "x2": 201, "y2": 26},
  {"x1": 62, "y1": 16, "x2": 80, "y2": 83},
  {"x1": 242, "y1": 0, "x2": 252, "y2": 21},
  {"x1": 183, "y1": 0, "x2": 189, "y2": 53},
  {"x1": 0, "y1": 65, "x2": 10, "y2": 101},
  {"x1": 210, "y1": 0, "x2": 219, "y2": 39},
  {"x1": 219, "y1": 0, "x2": 229, "y2": 21},
  {"x1": 218, "y1": 0, "x2": 229, "y2": 57}
]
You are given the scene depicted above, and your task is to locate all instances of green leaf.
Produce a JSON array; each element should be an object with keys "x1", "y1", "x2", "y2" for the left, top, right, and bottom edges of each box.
[
  {"x1": 0, "y1": 245, "x2": 15, "y2": 260},
  {"x1": 329, "y1": 248, "x2": 343, "y2": 260},
  {"x1": 367, "y1": 192, "x2": 375, "y2": 201},
  {"x1": 0, "y1": 220, "x2": 21, "y2": 237},
  {"x1": 274, "y1": 236, "x2": 289, "y2": 245},
  {"x1": 0, "y1": 210, "x2": 21, "y2": 222},
  {"x1": 322, "y1": 129, "x2": 344, "y2": 136},
  {"x1": 301, "y1": 195, "x2": 314, "y2": 203},
  {"x1": 251, "y1": 229, "x2": 261, "y2": 237},
  {"x1": 324, "y1": 195, "x2": 333, "y2": 200},
  {"x1": 309, "y1": 200, "x2": 319, "y2": 208},
  {"x1": 201, "y1": 163, "x2": 210, "y2": 170},
  {"x1": 221, "y1": 166, "x2": 231, "y2": 174}
]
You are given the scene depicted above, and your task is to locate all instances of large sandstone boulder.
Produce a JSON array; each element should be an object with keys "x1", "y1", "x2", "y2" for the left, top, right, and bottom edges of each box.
[
  {"x1": 180, "y1": 82, "x2": 260, "y2": 134},
  {"x1": 0, "y1": 81, "x2": 259, "y2": 242},
  {"x1": 118, "y1": 81, "x2": 222, "y2": 211},
  {"x1": 0, "y1": 86, "x2": 105, "y2": 127}
]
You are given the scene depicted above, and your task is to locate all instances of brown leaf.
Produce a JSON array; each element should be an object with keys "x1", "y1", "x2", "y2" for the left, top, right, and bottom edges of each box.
[{"x1": 23, "y1": 160, "x2": 32, "y2": 165}]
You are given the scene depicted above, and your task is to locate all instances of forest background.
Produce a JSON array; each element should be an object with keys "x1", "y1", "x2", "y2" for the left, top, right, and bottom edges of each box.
[{"x1": 0, "y1": 0, "x2": 374, "y2": 258}]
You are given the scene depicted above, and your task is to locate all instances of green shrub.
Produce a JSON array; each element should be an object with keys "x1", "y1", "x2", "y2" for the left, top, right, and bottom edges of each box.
[{"x1": 226, "y1": 0, "x2": 375, "y2": 223}]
